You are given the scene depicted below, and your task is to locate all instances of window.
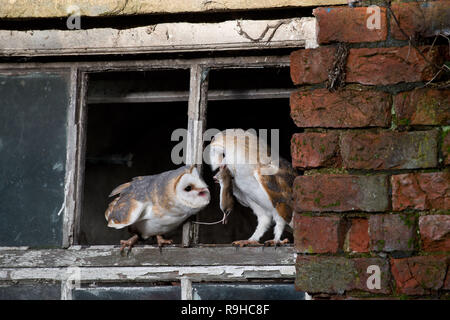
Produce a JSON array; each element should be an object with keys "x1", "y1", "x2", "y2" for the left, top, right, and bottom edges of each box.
[
  {"x1": 78, "y1": 64, "x2": 297, "y2": 246},
  {"x1": 0, "y1": 13, "x2": 315, "y2": 299}
]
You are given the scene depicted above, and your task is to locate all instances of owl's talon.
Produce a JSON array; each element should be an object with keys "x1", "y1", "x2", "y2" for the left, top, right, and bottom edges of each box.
[
  {"x1": 156, "y1": 235, "x2": 173, "y2": 247},
  {"x1": 232, "y1": 240, "x2": 263, "y2": 247},
  {"x1": 119, "y1": 234, "x2": 139, "y2": 254},
  {"x1": 264, "y1": 238, "x2": 290, "y2": 247}
]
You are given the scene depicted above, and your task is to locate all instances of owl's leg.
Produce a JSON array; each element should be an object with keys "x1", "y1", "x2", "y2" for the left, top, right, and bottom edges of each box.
[
  {"x1": 156, "y1": 235, "x2": 173, "y2": 247},
  {"x1": 232, "y1": 213, "x2": 271, "y2": 247},
  {"x1": 120, "y1": 234, "x2": 139, "y2": 253},
  {"x1": 264, "y1": 214, "x2": 289, "y2": 247}
]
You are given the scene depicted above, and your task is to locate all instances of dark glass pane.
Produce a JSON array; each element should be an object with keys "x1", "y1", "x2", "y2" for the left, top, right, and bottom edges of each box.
[
  {"x1": 193, "y1": 283, "x2": 305, "y2": 300},
  {"x1": 0, "y1": 72, "x2": 69, "y2": 247},
  {"x1": 0, "y1": 283, "x2": 60, "y2": 300},
  {"x1": 73, "y1": 286, "x2": 181, "y2": 300}
]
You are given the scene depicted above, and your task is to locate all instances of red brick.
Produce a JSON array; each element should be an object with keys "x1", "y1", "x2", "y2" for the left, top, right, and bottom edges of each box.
[
  {"x1": 390, "y1": 1, "x2": 450, "y2": 40},
  {"x1": 346, "y1": 46, "x2": 442, "y2": 85},
  {"x1": 348, "y1": 218, "x2": 369, "y2": 253},
  {"x1": 294, "y1": 214, "x2": 345, "y2": 253},
  {"x1": 391, "y1": 256, "x2": 447, "y2": 295},
  {"x1": 290, "y1": 47, "x2": 336, "y2": 85},
  {"x1": 293, "y1": 174, "x2": 389, "y2": 212},
  {"x1": 291, "y1": 132, "x2": 340, "y2": 169},
  {"x1": 391, "y1": 172, "x2": 450, "y2": 211},
  {"x1": 419, "y1": 215, "x2": 450, "y2": 252},
  {"x1": 314, "y1": 6, "x2": 387, "y2": 44},
  {"x1": 369, "y1": 214, "x2": 416, "y2": 252},
  {"x1": 394, "y1": 88, "x2": 450, "y2": 126},
  {"x1": 443, "y1": 131, "x2": 450, "y2": 166},
  {"x1": 290, "y1": 89, "x2": 391, "y2": 128},
  {"x1": 296, "y1": 256, "x2": 391, "y2": 294},
  {"x1": 340, "y1": 130, "x2": 439, "y2": 170}
]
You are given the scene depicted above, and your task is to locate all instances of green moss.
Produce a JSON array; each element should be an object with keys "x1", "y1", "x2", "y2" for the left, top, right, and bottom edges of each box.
[
  {"x1": 408, "y1": 237, "x2": 415, "y2": 249},
  {"x1": 399, "y1": 213, "x2": 417, "y2": 228},
  {"x1": 417, "y1": 95, "x2": 439, "y2": 124},
  {"x1": 322, "y1": 200, "x2": 341, "y2": 208},
  {"x1": 376, "y1": 239, "x2": 385, "y2": 251},
  {"x1": 398, "y1": 118, "x2": 411, "y2": 126},
  {"x1": 319, "y1": 144, "x2": 326, "y2": 154}
]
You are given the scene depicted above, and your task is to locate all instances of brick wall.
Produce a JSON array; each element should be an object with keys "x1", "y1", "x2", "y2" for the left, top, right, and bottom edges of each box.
[{"x1": 291, "y1": 0, "x2": 449, "y2": 299}]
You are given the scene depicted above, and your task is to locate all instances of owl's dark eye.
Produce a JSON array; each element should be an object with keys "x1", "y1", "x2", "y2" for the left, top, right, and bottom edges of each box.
[{"x1": 184, "y1": 185, "x2": 192, "y2": 192}]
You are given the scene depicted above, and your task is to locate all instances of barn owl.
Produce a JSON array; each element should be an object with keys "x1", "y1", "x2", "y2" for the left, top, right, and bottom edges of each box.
[
  {"x1": 209, "y1": 129, "x2": 296, "y2": 246},
  {"x1": 105, "y1": 165, "x2": 210, "y2": 252}
]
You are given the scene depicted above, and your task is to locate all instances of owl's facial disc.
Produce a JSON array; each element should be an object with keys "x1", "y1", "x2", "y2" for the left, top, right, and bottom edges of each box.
[{"x1": 176, "y1": 168, "x2": 210, "y2": 209}]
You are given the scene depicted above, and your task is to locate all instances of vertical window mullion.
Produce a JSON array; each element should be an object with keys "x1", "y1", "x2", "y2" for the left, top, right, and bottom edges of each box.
[
  {"x1": 183, "y1": 64, "x2": 209, "y2": 247},
  {"x1": 73, "y1": 72, "x2": 89, "y2": 246},
  {"x1": 62, "y1": 67, "x2": 80, "y2": 248}
]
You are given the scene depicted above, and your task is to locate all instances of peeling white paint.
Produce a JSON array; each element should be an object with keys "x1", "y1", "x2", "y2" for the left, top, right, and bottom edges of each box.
[
  {"x1": 0, "y1": 265, "x2": 296, "y2": 282},
  {"x1": 0, "y1": 18, "x2": 316, "y2": 56},
  {"x1": 57, "y1": 169, "x2": 72, "y2": 216}
]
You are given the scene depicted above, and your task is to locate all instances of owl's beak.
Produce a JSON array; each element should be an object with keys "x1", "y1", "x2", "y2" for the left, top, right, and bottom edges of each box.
[{"x1": 197, "y1": 188, "x2": 209, "y2": 197}]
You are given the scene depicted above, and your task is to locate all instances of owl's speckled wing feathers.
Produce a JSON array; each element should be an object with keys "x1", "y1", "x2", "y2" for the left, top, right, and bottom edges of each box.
[
  {"x1": 254, "y1": 158, "x2": 295, "y2": 223},
  {"x1": 105, "y1": 175, "x2": 154, "y2": 229},
  {"x1": 105, "y1": 166, "x2": 189, "y2": 229}
]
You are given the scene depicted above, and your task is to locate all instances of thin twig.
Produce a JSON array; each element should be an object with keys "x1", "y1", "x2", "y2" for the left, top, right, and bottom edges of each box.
[
  {"x1": 384, "y1": 0, "x2": 449, "y2": 87},
  {"x1": 236, "y1": 19, "x2": 289, "y2": 43}
]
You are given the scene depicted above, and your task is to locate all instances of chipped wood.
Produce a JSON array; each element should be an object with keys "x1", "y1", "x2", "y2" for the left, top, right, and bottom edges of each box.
[
  {"x1": 0, "y1": 265, "x2": 296, "y2": 282},
  {"x1": 0, "y1": 246, "x2": 296, "y2": 268},
  {"x1": 0, "y1": 56, "x2": 290, "y2": 71},
  {"x1": 72, "y1": 72, "x2": 89, "y2": 245},
  {"x1": 183, "y1": 65, "x2": 209, "y2": 247},
  {"x1": 0, "y1": 18, "x2": 317, "y2": 57},
  {"x1": 62, "y1": 67, "x2": 79, "y2": 248}
]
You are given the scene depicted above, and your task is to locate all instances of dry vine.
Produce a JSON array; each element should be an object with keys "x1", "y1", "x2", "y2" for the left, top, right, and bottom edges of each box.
[
  {"x1": 327, "y1": 43, "x2": 349, "y2": 92},
  {"x1": 384, "y1": 0, "x2": 450, "y2": 88}
]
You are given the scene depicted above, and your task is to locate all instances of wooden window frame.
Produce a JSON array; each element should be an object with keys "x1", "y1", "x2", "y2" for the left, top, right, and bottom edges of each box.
[{"x1": 0, "y1": 56, "x2": 300, "y2": 300}]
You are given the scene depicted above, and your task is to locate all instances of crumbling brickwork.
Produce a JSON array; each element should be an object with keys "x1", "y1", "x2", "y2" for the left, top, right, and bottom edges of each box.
[{"x1": 291, "y1": 0, "x2": 450, "y2": 299}]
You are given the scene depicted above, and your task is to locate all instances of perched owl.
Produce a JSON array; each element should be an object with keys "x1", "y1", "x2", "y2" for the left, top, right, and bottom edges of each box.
[
  {"x1": 209, "y1": 129, "x2": 296, "y2": 246},
  {"x1": 105, "y1": 165, "x2": 210, "y2": 252}
]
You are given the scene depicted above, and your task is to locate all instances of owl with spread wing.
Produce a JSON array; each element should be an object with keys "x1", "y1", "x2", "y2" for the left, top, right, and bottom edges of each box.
[
  {"x1": 209, "y1": 129, "x2": 295, "y2": 246},
  {"x1": 105, "y1": 165, "x2": 210, "y2": 252}
]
